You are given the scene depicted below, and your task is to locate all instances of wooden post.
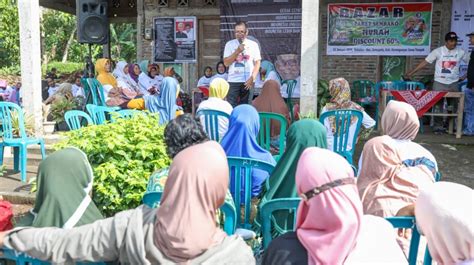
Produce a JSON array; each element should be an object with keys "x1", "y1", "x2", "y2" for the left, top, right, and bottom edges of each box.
[{"x1": 18, "y1": 0, "x2": 43, "y2": 135}]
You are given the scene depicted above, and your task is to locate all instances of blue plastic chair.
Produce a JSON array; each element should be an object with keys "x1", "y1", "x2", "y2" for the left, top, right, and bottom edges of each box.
[
  {"x1": 64, "y1": 110, "x2": 93, "y2": 131},
  {"x1": 260, "y1": 198, "x2": 301, "y2": 249},
  {"x1": 227, "y1": 157, "x2": 275, "y2": 229},
  {"x1": 142, "y1": 190, "x2": 237, "y2": 235},
  {"x1": 0, "y1": 102, "x2": 46, "y2": 182},
  {"x1": 81, "y1": 78, "x2": 107, "y2": 106},
  {"x1": 258, "y1": 112, "x2": 287, "y2": 160},
  {"x1": 353, "y1": 80, "x2": 379, "y2": 128},
  {"x1": 1, "y1": 247, "x2": 106, "y2": 264},
  {"x1": 385, "y1": 216, "x2": 422, "y2": 265},
  {"x1": 282, "y1": 79, "x2": 297, "y2": 121},
  {"x1": 86, "y1": 104, "x2": 120, "y2": 125},
  {"x1": 402, "y1": 81, "x2": 425, "y2": 91},
  {"x1": 196, "y1": 109, "x2": 230, "y2": 142},
  {"x1": 319, "y1": 109, "x2": 363, "y2": 165}
]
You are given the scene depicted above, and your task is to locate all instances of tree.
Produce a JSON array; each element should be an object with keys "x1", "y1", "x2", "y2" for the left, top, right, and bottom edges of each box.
[{"x1": 0, "y1": 0, "x2": 20, "y2": 67}]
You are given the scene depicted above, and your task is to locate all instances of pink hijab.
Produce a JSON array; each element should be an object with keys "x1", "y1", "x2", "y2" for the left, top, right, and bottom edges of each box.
[
  {"x1": 295, "y1": 147, "x2": 362, "y2": 265},
  {"x1": 154, "y1": 141, "x2": 228, "y2": 262},
  {"x1": 382, "y1": 100, "x2": 419, "y2": 140}
]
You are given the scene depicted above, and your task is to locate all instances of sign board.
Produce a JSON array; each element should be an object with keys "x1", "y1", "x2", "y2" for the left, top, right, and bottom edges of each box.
[
  {"x1": 327, "y1": 3, "x2": 433, "y2": 56},
  {"x1": 154, "y1": 16, "x2": 197, "y2": 63}
]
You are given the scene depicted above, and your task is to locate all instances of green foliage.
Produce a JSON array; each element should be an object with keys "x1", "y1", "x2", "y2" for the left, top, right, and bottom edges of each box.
[
  {"x1": 54, "y1": 114, "x2": 171, "y2": 216},
  {"x1": 0, "y1": 0, "x2": 20, "y2": 67},
  {"x1": 110, "y1": 23, "x2": 138, "y2": 63},
  {"x1": 10, "y1": 109, "x2": 34, "y2": 137},
  {"x1": 42, "y1": 61, "x2": 83, "y2": 77},
  {"x1": 50, "y1": 97, "x2": 78, "y2": 123},
  {"x1": 0, "y1": 65, "x2": 20, "y2": 76},
  {"x1": 318, "y1": 79, "x2": 331, "y2": 116}
]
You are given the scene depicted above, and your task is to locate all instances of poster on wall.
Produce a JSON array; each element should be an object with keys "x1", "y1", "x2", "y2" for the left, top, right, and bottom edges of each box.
[
  {"x1": 154, "y1": 16, "x2": 197, "y2": 63},
  {"x1": 220, "y1": 0, "x2": 302, "y2": 87},
  {"x1": 327, "y1": 3, "x2": 433, "y2": 56},
  {"x1": 451, "y1": 0, "x2": 474, "y2": 76}
]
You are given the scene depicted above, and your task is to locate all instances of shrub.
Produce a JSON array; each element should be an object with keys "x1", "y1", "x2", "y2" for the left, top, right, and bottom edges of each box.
[
  {"x1": 42, "y1": 61, "x2": 83, "y2": 77},
  {"x1": 54, "y1": 113, "x2": 171, "y2": 216}
]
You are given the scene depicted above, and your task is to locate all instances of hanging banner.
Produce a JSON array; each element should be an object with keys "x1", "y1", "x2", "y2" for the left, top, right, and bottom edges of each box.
[
  {"x1": 327, "y1": 3, "x2": 433, "y2": 56},
  {"x1": 451, "y1": 0, "x2": 474, "y2": 77},
  {"x1": 153, "y1": 16, "x2": 197, "y2": 63},
  {"x1": 220, "y1": 0, "x2": 302, "y2": 80}
]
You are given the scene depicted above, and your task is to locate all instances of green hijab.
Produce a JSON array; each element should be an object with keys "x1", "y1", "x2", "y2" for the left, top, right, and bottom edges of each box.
[
  {"x1": 17, "y1": 147, "x2": 103, "y2": 228},
  {"x1": 139, "y1": 60, "x2": 150, "y2": 73},
  {"x1": 259, "y1": 119, "x2": 327, "y2": 232}
]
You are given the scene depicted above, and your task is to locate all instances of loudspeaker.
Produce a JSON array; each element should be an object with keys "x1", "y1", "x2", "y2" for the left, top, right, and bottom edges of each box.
[{"x1": 76, "y1": 0, "x2": 109, "y2": 44}]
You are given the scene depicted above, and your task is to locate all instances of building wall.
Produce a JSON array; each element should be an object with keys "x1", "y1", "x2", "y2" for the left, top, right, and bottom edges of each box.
[{"x1": 320, "y1": 0, "x2": 453, "y2": 85}]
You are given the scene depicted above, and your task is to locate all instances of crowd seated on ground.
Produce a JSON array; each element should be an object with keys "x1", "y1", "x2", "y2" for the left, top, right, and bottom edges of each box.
[{"x1": 1, "y1": 60, "x2": 473, "y2": 265}]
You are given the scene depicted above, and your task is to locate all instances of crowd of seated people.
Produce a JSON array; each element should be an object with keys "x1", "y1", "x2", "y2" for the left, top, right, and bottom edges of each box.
[{"x1": 1, "y1": 62, "x2": 472, "y2": 265}]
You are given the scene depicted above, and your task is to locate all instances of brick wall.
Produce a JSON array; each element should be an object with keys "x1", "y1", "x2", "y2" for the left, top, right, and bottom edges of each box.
[{"x1": 320, "y1": 0, "x2": 453, "y2": 85}]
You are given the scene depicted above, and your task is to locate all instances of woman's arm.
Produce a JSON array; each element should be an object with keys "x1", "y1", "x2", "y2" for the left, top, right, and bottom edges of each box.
[{"x1": 1, "y1": 213, "x2": 125, "y2": 263}]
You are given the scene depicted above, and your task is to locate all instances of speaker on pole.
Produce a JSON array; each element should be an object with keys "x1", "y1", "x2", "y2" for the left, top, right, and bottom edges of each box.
[{"x1": 76, "y1": 0, "x2": 109, "y2": 44}]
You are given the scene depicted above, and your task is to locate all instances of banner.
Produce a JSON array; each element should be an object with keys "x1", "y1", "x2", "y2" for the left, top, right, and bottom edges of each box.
[
  {"x1": 451, "y1": 0, "x2": 474, "y2": 77},
  {"x1": 220, "y1": 0, "x2": 301, "y2": 82},
  {"x1": 153, "y1": 16, "x2": 197, "y2": 63},
  {"x1": 327, "y1": 3, "x2": 433, "y2": 56}
]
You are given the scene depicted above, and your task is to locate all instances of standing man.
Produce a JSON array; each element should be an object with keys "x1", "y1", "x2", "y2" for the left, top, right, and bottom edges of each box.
[
  {"x1": 223, "y1": 21, "x2": 261, "y2": 107},
  {"x1": 405, "y1": 32, "x2": 469, "y2": 91},
  {"x1": 467, "y1": 32, "x2": 474, "y2": 90}
]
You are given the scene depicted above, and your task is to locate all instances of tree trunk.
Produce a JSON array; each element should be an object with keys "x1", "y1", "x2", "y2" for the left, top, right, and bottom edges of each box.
[{"x1": 62, "y1": 26, "x2": 76, "y2": 63}]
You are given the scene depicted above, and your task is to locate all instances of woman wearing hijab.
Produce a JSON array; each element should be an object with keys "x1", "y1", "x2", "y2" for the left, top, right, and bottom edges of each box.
[
  {"x1": 357, "y1": 135, "x2": 436, "y2": 259},
  {"x1": 127, "y1": 77, "x2": 180, "y2": 124},
  {"x1": 252, "y1": 80, "x2": 290, "y2": 151},
  {"x1": 148, "y1": 63, "x2": 164, "y2": 92},
  {"x1": 196, "y1": 78, "x2": 233, "y2": 140},
  {"x1": 112, "y1": 61, "x2": 140, "y2": 94},
  {"x1": 212, "y1": 61, "x2": 228, "y2": 81},
  {"x1": 197, "y1": 66, "x2": 213, "y2": 88},
  {"x1": 95, "y1": 58, "x2": 138, "y2": 108},
  {"x1": 138, "y1": 60, "x2": 158, "y2": 96},
  {"x1": 258, "y1": 119, "x2": 327, "y2": 234},
  {"x1": 0, "y1": 142, "x2": 255, "y2": 264},
  {"x1": 220, "y1": 105, "x2": 276, "y2": 216},
  {"x1": 128, "y1": 63, "x2": 141, "y2": 90},
  {"x1": 358, "y1": 100, "x2": 438, "y2": 174},
  {"x1": 321, "y1": 78, "x2": 375, "y2": 152},
  {"x1": 15, "y1": 147, "x2": 103, "y2": 228},
  {"x1": 254, "y1": 60, "x2": 280, "y2": 96},
  {"x1": 415, "y1": 182, "x2": 473, "y2": 265},
  {"x1": 262, "y1": 147, "x2": 407, "y2": 265}
]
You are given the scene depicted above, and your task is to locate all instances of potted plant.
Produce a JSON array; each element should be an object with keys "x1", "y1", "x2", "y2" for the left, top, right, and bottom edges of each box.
[
  {"x1": 11, "y1": 109, "x2": 35, "y2": 136},
  {"x1": 49, "y1": 97, "x2": 78, "y2": 131}
]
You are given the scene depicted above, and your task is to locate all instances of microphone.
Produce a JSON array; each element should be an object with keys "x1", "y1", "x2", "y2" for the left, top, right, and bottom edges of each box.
[{"x1": 238, "y1": 38, "x2": 245, "y2": 56}]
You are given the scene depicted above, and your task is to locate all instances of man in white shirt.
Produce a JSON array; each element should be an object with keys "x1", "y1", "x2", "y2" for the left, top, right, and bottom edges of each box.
[
  {"x1": 46, "y1": 77, "x2": 60, "y2": 97},
  {"x1": 405, "y1": 32, "x2": 470, "y2": 91},
  {"x1": 223, "y1": 21, "x2": 261, "y2": 107}
]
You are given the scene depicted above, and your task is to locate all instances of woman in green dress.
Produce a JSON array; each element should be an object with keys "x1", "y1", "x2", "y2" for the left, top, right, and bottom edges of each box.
[{"x1": 258, "y1": 119, "x2": 327, "y2": 234}]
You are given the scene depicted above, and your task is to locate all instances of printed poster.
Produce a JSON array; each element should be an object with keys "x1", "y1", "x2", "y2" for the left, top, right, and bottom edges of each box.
[
  {"x1": 327, "y1": 3, "x2": 433, "y2": 56},
  {"x1": 154, "y1": 16, "x2": 197, "y2": 62},
  {"x1": 451, "y1": 0, "x2": 474, "y2": 77}
]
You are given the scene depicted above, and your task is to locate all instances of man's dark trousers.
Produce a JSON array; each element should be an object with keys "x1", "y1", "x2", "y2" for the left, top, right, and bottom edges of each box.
[{"x1": 227, "y1": 82, "x2": 250, "y2": 107}]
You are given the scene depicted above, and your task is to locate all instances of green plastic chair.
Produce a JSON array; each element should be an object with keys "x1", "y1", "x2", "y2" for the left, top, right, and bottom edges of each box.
[
  {"x1": 282, "y1": 79, "x2": 297, "y2": 121},
  {"x1": 81, "y1": 78, "x2": 107, "y2": 106},
  {"x1": 260, "y1": 198, "x2": 301, "y2": 249},
  {"x1": 385, "y1": 216, "x2": 424, "y2": 265},
  {"x1": 0, "y1": 102, "x2": 46, "y2": 182},
  {"x1": 402, "y1": 81, "x2": 425, "y2": 91},
  {"x1": 64, "y1": 110, "x2": 93, "y2": 130},
  {"x1": 86, "y1": 104, "x2": 120, "y2": 125},
  {"x1": 319, "y1": 109, "x2": 363, "y2": 166},
  {"x1": 1, "y1": 247, "x2": 106, "y2": 264},
  {"x1": 196, "y1": 109, "x2": 230, "y2": 142},
  {"x1": 258, "y1": 112, "x2": 287, "y2": 159},
  {"x1": 227, "y1": 157, "x2": 275, "y2": 229},
  {"x1": 353, "y1": 80, "x2": 378, "y2": 128}
]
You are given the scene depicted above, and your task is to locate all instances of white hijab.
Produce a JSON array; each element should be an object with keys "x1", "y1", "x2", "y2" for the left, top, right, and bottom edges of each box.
[
  {"x1": 112, "y1": 61, "x2": 128, "y2": 80},
  {"x1": 416, "y1": 182, "x2": 474, "y2": 265}
]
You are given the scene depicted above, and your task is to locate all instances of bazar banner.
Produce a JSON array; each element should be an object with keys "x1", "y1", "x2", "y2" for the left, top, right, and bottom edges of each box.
[
  {"x1": 451, "y1": 0, "x2": 474, "y2": 77},
  {"x1": 327, "y1": 3, "x2": 433, "y2": 56},
  {"x1": 153, "y1": 16, "x2": 197, "y2": 63}
]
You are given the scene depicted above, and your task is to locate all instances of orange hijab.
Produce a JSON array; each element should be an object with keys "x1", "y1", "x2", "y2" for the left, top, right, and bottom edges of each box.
[
  {"x1": 154, "y1": 141, "x2": 228, "y2": 262},
  {"x1": 252, "y1": 80, "x2": 290, "y2": 136}
]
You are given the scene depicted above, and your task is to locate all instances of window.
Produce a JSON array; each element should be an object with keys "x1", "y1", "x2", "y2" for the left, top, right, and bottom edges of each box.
[
  {"x1": 204, "y1": 0, "x2": 215, "y2": 6},
  {"x1": 177, "y1": 0, "x2": 189, "y2": 7},
  {"x1": 158, "y1": 0, "x2": 168, "y2": 7}
]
